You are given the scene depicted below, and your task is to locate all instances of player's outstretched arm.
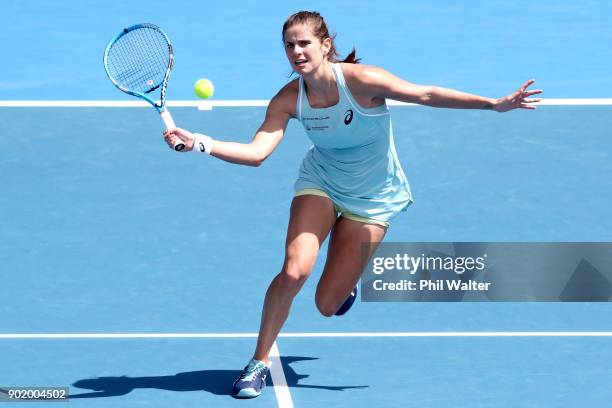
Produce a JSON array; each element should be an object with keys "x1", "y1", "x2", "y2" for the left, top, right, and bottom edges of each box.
[
  {"x1": 357, "y1": 65, "x2": 542, "y2": 111},
  {"x1": 164, "y1": 85, "x2": 295, "y2": 166}
]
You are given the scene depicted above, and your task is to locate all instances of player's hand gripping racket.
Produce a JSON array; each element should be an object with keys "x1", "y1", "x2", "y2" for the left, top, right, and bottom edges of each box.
[{"x1": 103, "y1": 23, "x2": 184, "y2": 151}]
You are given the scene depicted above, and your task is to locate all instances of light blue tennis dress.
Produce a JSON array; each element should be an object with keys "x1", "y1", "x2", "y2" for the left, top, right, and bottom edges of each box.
[{"x1": 294, "y1": 63, "x2": 413, "y2": 223}]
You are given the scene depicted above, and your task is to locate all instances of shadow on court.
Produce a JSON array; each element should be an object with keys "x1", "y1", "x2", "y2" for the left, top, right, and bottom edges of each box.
[{"x1": 70, "y1": 356, "x2": 368, "y2": 398}]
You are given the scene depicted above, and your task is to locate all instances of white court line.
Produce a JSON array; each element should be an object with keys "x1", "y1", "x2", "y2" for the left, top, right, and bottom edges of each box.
[
  {"x1": 1, "y1": 332, "x2": 612, "y2": 339},
  {"x1": 0, "y1": 98, "x2": 612, "y2": 108},
  {"x1": 269, "y1": 341, "x2": 294, "y2": 408}
]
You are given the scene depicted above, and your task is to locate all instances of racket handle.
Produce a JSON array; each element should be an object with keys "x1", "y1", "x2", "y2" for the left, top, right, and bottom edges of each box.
[{"x1": 160, "y1": 109, "x2": 185, "y2": 151}]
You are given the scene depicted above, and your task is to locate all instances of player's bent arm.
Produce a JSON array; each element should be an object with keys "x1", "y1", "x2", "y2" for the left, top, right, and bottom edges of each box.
[
  {"x1": 358, "y1": 65, "x2": 497, "y2": 110},
  {"x1": 204, "y1": 88, "x2": 293, "y2": 167}
]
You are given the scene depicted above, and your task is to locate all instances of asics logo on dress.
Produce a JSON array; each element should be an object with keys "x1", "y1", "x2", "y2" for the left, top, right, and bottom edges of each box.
[{"x1": 344, "y1": 109, "x2": 353, "y2": 125}]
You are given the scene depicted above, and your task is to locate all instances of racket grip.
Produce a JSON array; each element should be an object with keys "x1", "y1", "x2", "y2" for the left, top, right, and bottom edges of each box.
[{"x1": 160, "y1": 109, "x2": 185, "y2": 151}]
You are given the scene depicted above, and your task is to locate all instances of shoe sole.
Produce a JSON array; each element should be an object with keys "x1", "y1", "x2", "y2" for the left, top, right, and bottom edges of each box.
[{"x1": 232, "y1": 388, "x2": 262, "y2": 399}]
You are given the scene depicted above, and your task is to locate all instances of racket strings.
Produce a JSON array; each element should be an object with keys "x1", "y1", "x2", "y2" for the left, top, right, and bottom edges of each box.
[{"x1": 106, "y1": 26, "x2": 171, "y2": 95}]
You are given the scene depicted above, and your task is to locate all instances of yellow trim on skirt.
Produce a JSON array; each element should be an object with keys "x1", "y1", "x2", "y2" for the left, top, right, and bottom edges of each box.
[{"x1": 295, "y1": 188, "x2": 389, "y2": 228}]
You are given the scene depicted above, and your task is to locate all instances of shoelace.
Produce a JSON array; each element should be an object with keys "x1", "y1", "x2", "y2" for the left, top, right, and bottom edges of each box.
[{"x1": 239, "y1": 363, "x2": 267, "y2": 382}]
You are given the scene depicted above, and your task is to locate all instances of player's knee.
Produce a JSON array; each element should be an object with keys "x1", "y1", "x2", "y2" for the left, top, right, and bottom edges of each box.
[
  {"x1": 314, "y1": 292, "x2": 337, "y2": 317},
  {"x1": 279, "y1": 259, "x2": 311, "y2": 292}
]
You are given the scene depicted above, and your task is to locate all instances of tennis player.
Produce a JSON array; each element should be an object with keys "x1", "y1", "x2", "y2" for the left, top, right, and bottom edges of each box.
[{"x1": 164, "y1": 11, "x2": 542, "y2": 399}]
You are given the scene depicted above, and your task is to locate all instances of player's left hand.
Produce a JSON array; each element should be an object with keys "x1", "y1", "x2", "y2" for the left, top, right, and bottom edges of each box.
[
  {"x1": 494, "y1": 79, "x2": 543, "y2": 112},
  {"x1": 164, "y1": 128, "x2": 195, "y2": 151}
]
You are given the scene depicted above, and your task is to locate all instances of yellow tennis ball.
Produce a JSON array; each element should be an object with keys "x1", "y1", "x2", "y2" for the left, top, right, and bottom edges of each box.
[{"x1": 194, "y1": 78, "x2": 214, "y2": 99}]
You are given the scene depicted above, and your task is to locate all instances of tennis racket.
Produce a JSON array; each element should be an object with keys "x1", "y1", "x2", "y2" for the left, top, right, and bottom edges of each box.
[{"x1": 103, "y1": 23, "x2": 184, "y2": 151}]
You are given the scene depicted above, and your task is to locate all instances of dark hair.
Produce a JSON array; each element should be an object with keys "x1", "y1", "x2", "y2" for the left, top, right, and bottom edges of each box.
[{"x1": 282, "y1": 11, "x2": 360, "y2": 64}]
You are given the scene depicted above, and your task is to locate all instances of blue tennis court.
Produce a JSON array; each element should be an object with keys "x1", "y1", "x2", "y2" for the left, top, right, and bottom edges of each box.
[{"x1": 2, "y1": 1, "x2": 612, "y2": 407}]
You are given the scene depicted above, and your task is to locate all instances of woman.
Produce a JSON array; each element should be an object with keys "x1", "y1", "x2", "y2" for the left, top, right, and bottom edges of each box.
[{"x1": 164, "y1": 11, "x2": 542, "y2": 399}]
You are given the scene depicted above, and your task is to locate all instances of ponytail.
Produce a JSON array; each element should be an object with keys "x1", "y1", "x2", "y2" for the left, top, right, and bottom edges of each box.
[{"x1": 341, "y1": 48, "x2": 361, "y2": 64}]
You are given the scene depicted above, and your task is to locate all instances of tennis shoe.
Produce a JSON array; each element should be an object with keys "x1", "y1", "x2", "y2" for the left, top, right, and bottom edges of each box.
[
  {"x1": 335, "y1": 285, "x2": 358, "y2": 316},
  {"x1": 231, "y1": 358, "x2": 270, "y2": 398}
]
